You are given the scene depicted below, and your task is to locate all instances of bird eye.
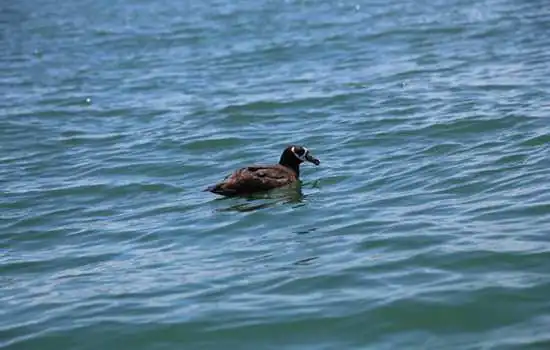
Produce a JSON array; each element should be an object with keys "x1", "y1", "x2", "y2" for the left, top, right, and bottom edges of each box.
[{"x1": 291, "y1": 147, "x2": 308, "y2": 161}]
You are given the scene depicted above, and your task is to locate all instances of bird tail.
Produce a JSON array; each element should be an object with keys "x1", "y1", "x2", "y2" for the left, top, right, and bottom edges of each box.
[
  {"x1": 204, "y1": 184, "x2": 220, "y2": 192},
  {"x1": 204, "y1": 183, "x2": 236, "y2": 196}
]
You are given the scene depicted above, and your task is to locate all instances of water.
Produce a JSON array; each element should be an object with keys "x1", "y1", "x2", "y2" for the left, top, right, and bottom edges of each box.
[{"x1": 2, "y1": 0, "x2": 550, "y2": 348}]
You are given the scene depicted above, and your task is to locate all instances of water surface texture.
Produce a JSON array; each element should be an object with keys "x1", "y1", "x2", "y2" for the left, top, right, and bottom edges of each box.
[{"x1": 2, "y1": 0, "x2": 550, "y2": 349}]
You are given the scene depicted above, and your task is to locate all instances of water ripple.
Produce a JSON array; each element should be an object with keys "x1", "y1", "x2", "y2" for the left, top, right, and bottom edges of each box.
[{"x1": 2, "y1": 0, "x2": 550, "y2": 349}]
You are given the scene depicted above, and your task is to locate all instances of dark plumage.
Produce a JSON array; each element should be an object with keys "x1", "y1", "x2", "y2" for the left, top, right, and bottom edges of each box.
[{"x1": 205, "y1": 145, "x2": 320, "y2": 197}]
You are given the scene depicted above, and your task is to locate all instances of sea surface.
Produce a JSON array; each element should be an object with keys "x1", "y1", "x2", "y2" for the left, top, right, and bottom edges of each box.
[{"x1": 2, "y1": 0, "x2": 550, "y2": 349}]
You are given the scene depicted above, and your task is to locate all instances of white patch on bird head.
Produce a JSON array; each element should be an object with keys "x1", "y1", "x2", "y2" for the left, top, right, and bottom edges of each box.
[{"x1": 291, "y1": 146, "x2": 309, "y2": 161}]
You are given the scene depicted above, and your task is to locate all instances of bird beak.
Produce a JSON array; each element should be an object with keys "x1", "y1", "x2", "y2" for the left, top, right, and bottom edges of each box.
[{"x1": 305, "y1": 153, "x2": 320, "y2": 165}]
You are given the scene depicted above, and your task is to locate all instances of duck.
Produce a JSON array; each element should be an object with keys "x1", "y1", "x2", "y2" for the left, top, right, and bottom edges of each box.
[{"x1": 205, "y1": 145, "x2": 320, "y2": 197}]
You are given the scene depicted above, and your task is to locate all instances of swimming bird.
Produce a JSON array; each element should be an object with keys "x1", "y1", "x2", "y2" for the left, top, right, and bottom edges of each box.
[{"x1": 205, "y1": 145, "x2": 320, "y2": 197}]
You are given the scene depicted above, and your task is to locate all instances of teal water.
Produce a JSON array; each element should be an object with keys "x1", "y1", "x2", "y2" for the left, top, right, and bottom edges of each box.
[{"x1": 2, "y1": 0, "x2": 550, "y2": 348}]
